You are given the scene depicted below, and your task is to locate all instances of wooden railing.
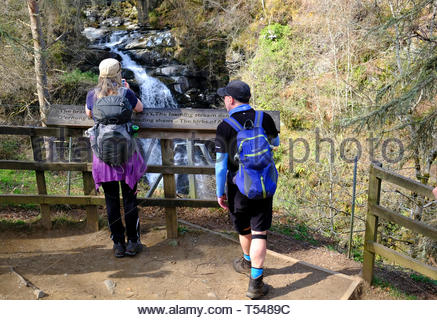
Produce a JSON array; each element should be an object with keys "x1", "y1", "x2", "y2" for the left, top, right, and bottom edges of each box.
[
  {"x1": 362, "y1": 163, "x2": 437, "y2": 282},
  {"x1": 0, "y1": 107, "x2": 280, "y2": 238},
  {"x1": 0, "y1": 125, "x2": 219, "y2": 238}
]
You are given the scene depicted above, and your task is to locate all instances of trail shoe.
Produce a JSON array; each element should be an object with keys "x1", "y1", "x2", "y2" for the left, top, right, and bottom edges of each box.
[
  {"x1": 233, "y1": 257, "x2": 251, "y2": 275},
  {"x1": 125, "y1": 239, "x2": 143, "y2": 256},
  {"x1": 246, "y1": 275, "x2": 269, "y2": 300},
  {"x1": 113, "y1": 242, "x2": 125, "y2": 258}
]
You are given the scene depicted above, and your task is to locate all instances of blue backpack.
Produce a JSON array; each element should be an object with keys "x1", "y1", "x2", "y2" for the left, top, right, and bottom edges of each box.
[{"x1": 224, "y1": 111, "x2": 278, "y2": 199}]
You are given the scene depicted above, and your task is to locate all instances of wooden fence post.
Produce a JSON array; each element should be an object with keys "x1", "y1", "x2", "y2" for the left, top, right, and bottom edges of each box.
[
  {"x1": 83, "y1": 171, "x2": 99, "y2": 231},
  {"x1": 161, "y1": 139, "x2": 178, "y2": 238},
  {"x1": 79, "y1": 138, "x2": 98, "y2": 232},
  {"x1": 31, "y1": 136, "x2": 51, "y2": 229},
  {"x1": 362, "y1": 163, "x2": 382, "y2": 284},
  {"x1": 186, "y1": 139, "x2": 197, "y2": 199}
]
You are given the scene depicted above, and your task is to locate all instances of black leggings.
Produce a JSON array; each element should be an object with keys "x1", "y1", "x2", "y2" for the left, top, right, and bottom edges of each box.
[{"x1": 101, "y1": 181, "x2": 140, "y2": 244}]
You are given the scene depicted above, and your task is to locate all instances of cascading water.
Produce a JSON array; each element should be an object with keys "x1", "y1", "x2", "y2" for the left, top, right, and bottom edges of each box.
[
  {"x1": 91, "y1": 29, "x2": 215, "y2": 199},
  {"x1": 104, "y1": 31, "x2": 178, "y2": 109}
]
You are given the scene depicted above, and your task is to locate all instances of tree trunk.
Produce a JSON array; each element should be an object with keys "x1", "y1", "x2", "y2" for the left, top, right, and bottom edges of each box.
[
  {"x1": 136, "y1": 0, "x2": 149, "y2": 26},
  {"x1": 27, "y1": 0, "x2": 55, "y2": 162},
  {"x1": 27, "y1": 0, "x2": 50, "y2": 124}
]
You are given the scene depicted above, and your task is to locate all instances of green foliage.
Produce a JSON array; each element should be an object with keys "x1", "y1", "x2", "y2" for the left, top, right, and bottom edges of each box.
[
  {"x1": 48, "y1": 41, "x2": 69, "y2": 67},
  {"x1": 259, "y1": 23, "x2": 292, "y2": 51},
  {"x1": 0, "y1": 169, "x2": 85, "y2": 198},
  {"x1": 53, "y1": 69, "x2": 98, "y2": 105},
  {"x1": 61, "y1": 69, "x2": 98, "y2": 85},
  {"x1": 272, "y1": 220, "x2": 318, "y2": 245},
  {"x1": 0, "y1": 136, "x2": 29, "y2": 160},
  {"x1": 0, "y1": 218, "x2": 25, "y2": 227},
  {"x1": 325, "y1": 244, "x2": 336, "y2": 251},
  {"x1": 409, "y1": 273, "x2": 437, "y2": 286},
  {"x1": 0, "y1": 170, "x2": 36, "y2": 195},
  {"x1": 350, "y1": 235, "x2": 364, "y2": 263},
  {"x1": 0, "y1": 1, "x2": 35, "y2": 105},
  {"x1": 178, "y1": 225, "x2": 189, "y2": 235},
  {"x1": 373, "y1": 276, "x2": 418, "y2": 299},
  {"x1": 52, "y1": 213, "x2": 79, "y2": 228},
  {"x1": 0, "y1": 218, "x2": 30, "y2": 231},
  {"x1": 244, "y1": 23, "x2": 313, "y2": 129},
  {"x1": 148, "y1": 9, "x2": 160, "y2": 28}
]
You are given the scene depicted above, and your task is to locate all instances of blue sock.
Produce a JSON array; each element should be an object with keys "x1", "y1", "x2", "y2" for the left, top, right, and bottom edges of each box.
[
  {"x1": 244, "y1": 254, "x2": 251, "y2": 262},
  {"x1": 251, "y1": 267, "x2": 263, "y2": 279}
]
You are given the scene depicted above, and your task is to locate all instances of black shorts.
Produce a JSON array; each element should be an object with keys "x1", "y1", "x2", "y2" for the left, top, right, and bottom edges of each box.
[{"x1": 227, "y1": 174, "x2": 273, "y2": 234}]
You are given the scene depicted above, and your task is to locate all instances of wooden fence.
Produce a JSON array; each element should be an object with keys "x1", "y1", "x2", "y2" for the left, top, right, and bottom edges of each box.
[
  {"x1": 0, "y1": 106, "x2": 280, "y2": 239},
  {"x1": 362, "y1": 163, "x2": 437, "y2": 282}
]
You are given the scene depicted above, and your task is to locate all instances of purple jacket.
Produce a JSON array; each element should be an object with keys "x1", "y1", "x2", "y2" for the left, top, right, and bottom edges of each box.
[
  {"x1": 91, "y1": 151, "x2": 146, "y2": 191},
  {"x1": 86, "y1": 89, "x2": 146, "y2": 191}
]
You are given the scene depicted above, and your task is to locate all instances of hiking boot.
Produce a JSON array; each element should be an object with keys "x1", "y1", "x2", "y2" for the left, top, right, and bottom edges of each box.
[
  {"x1": 233, "y1": 256, "x2": 251, "y2": 275},
  {"x1": 125, "y1": 239, "x2": 143, "y2": 256},
  {"x1": 246, "y1": 275, "x2": 269, "y2": 299},
  {"x1": 113, "y1": 242, "x2": 125, "y2": 258}
]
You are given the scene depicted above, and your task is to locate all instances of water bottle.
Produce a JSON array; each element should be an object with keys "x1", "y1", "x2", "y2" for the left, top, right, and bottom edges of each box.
[{"x1": 131, "y1": 124, "x2": 139, "y2": 137}]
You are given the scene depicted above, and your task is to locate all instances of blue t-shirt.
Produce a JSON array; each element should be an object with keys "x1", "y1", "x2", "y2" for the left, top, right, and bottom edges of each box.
[{"x1": 86, "y1": 88, "x2": 138, "y2": 110}]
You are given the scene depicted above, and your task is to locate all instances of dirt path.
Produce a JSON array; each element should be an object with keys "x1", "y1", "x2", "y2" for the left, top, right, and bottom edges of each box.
[
  {"x1": 0, "y1": 218, "x2": 359, "y2": 300},
  {"x1": 1, "y1": 206, "x2": 435, "y2": 299}
]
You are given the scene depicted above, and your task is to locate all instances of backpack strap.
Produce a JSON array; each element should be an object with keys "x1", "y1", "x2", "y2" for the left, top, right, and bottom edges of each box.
[
  {"x1": 254, "y1": 111, "x2": 264, "y2": 128},
  {"x1": 224, "y1": 117, "x2": 243, "y2": 132}
]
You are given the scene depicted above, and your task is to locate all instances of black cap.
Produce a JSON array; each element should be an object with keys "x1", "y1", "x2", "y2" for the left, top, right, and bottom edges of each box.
[{"x1": 217, "y1": 80, "x2": 251, "y2": 103}]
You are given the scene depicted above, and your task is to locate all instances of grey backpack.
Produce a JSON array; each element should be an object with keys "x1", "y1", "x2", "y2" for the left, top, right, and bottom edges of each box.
[{"x1": 89, "y1": 88, "x2": 138, "y2": 167}]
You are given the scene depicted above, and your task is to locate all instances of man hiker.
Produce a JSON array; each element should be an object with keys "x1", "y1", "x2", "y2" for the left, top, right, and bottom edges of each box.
[{"x1": 215, "y1": 80, "x2": 280, "y2": 299}]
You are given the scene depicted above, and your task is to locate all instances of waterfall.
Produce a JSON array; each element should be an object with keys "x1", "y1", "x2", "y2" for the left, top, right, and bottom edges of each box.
[
  {"x1": 89, "y1": 29, "x2": 215, "y2": 199},
  {"x1": 104, "y1": 31, "x2": 178, "y2": 109}
]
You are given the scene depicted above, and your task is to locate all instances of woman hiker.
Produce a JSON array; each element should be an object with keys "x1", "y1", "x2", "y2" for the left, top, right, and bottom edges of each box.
[{"x1": 85, "y1": 58, "x2": 147, "y2": 258}]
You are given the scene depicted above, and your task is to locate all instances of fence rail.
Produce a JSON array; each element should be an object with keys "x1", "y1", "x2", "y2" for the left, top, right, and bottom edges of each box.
[
  {"x1": 0, "y1": 160, "x2": 215, "y2": 175},
  {"x1": 0, "y1": 194, "x2": 218, "y2": 208},
  {"x1": 1, "y1": 107, "x2": 280, "y2": 238},
  {"x1": 362, "y1": 163, "x2": 437, "y2": 282},
  {"x1": 0, "y1": 124, "x2": 218, "y2": 238}
]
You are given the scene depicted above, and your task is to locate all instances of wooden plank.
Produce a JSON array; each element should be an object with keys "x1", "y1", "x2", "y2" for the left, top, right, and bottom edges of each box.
[
  {"x1": 0, "y1": 161, "x2": 214, "y2": 175},
  {"x1": 0, "y1": 126, "x2": 84, "y2": 137},
  {"x1": 161, "y1": 139, "x2": 178, "y2": 239},
  {"x1": 369, "y1": 203, "x2": 437, "y2": 241},
  {"x1": 362, "y1": 164, "x2": 382, "y2": 284},
  {"x1": 0, "y1": 125, "x2": 215, "y2": 139},
  {"x1": 81, "y1": 138, "x2": 98, "y2": 232},
  {"x1": 137, "y1": 198, "x2": 219, "y2": 208},
  {"x1": 35, "y1": 170, "x2": 51, "y2": 229},
  {"x1": 45, "y1": 105, "x2": 92, "y2": 127},
  {"x1": 0, "y1": 160, "x2": 91, "y2": 171},
  {"x1": 367, "y1": 241, "x2": 437, "y2": 280},
  {"x1": 0, "y1": 194, "x2": 219, "y2": 207},
  {"x1": 147, "y1": 165, "x2": 214, "y2": 175},
  {"x1": 372, "y1": 164, "x2": 434, "y2": 199},
  {"x1": 0, "y1": 194, "x2": 104, "y2": 205},
  {"x1": 0, "y1": 124, "x2": 216, "y2": 139},
  {"x1": 30, "y1": 136, "x2": 51, "y2": 229},
  {"x1": 82, "y1": 171, "x2": 99, "y2": 232},
  {"x1": 46, "y1": 105, "x2": 281, "y2": 132}
]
